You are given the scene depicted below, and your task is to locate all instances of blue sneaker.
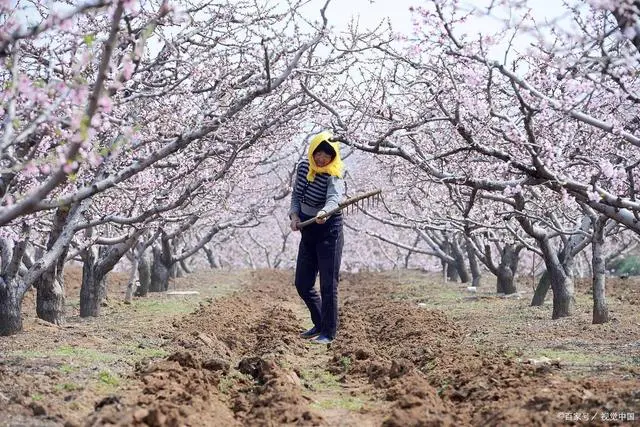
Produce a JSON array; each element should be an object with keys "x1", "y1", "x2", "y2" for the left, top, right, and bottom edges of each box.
[
  {"x1": 312, "y1": 335, "x2": 333, "y2": 345},
  {"x1": 300, "y1": 326, "x2": 320, "y2": 339}
]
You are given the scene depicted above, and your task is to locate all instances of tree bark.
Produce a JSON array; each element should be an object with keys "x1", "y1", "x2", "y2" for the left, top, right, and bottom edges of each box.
[
  {"x1": 438, "y1": 240, "x2": 459, "y2": 282},
  {"x1": 124, "y1": 253, "x2": 138, "y2": 305},
  {"x1": 0, "y1": 278, "x2": 23, "y2": 336},
  {"x1": 203, "y1": 245, "x2": 219, "y2": 269},
  {"x1": 550, "y1": 268, "x2": 574, "y2": 319},
  {"x1": 135, "y1": 249, "x2": 151, "y2": 296},
  {"x1": 35, "y1": 266, "x2": 65, "y2": 325},
  {"x1": 496, "y1": 244, "x2": 520, "y2": 294},
  {"x1": 80, "y1": 232, "x2": 143, "y2": 316},
  {"x1": 34, "y1": 206, "x2": 70, "y2": 325},
  {"x1": 150, "y1": 235, "x2": 172, "y2": 292},
  {"x1": 531, "y1": 270, "x2": 550, "y2": 306},
  {"x1": 466, "y1": 241, "x2": 482, "y2": 287},
  {"x1": 451, "y1": 238, "x2": 470, "y2": 283},
  {"x1": 179, "y1": 258, "x2": 193, "y2": 275},
  {"x1": 592, "y1": 216, "x2": 609, "y2": 324},
  {"x1": 80, "y1": 248, "x2": 106, "y2": 317},
  {"x1": 0, "y1": 227, "x2": 31, "y2": 336},
  {"x1": 445, "y1": 260, "x2": 459, "y2": 282},
  {"x1": 515, "y1": 194, "x2": 575, "y2": 318}
]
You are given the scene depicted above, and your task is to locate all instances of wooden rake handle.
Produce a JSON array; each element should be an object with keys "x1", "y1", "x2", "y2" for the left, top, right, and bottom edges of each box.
[{"x1": 298, "y1": 189, "x2": 382, "y2": 229}]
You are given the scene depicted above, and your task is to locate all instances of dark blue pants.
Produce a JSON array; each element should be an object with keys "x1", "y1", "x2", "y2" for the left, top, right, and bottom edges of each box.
[{"x1": 295, "y1": 213, "x2": 344, "y2": 340}]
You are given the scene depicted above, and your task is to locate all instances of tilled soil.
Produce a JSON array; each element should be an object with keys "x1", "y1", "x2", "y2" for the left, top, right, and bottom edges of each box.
[
  {"x1": 2, "y1": 269, "x2": 639, "y2": 426},
  {"x1": 90, "y1": 270, "x2": 638, "y2": 426}
]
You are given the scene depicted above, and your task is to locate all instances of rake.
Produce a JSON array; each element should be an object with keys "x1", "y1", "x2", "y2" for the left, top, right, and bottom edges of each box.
[{"x1": 298, "y1": 189, "x2": 382, "y2": 229}]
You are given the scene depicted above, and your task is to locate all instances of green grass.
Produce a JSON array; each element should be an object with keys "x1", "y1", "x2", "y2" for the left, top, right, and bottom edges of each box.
[
  {"x1": 11, "y1": 345, "x2": 118, "y2": 362},
  {"x1": 218, "y1": 371, "x2": 252, "y2": 395},
  {"x1": 122, "y1": 343, "x2": 169, "y2": 359},
  {"x1": 58, "y1": 364, "x2": 75, "y2": 374},
  {"x1": 339, "y1": 356, "x2": 352, "y2": 372},
  {"x1": 97, "y1": 370, "x2": 120, "y2": 386},
  {"x1": 133, "y1": 298, "x2": 199, "y2": 315},
  {"x1": 55, "y1": 382, "x2": 80, "y2": 392},
  {"x1": 31, "y1": 393, "x2": 44, "y2": 401},
  {"x1": 300, "y1": 368, "x2": 341, "y2": 391},
  {"x1": 532, "y1": 349, "x2": 623, "y2": 365},
  {"x1": 310, "y1": 396, "x2": 364, "y2": 411}
]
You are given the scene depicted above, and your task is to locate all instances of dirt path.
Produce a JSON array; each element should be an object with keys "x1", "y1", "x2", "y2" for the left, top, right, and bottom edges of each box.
[{"x1": 1, "y1": 269, "x2": 639, "y2": 426}]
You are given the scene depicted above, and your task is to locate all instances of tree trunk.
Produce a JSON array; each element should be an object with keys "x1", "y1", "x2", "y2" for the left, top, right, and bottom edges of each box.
[
  {"x1": 531, "y1": 270, "x2": 550, "y2": 306},
  {"x1": 550, "y1": 271, "x2": 574, "y2": 319},
  {"x1": 466, "y1": 243, "x2": 481, "y2": 287},
  {"x1": 451, "y1": 239, "x2": 470, "y2": 283},
  {"x1": 0, "y1": 279, "x2": 23, "y2": 336},
  {"x1": 174, "y1": 262, "x2": 184, "y2": 278},
  {"x1": 34, "y1": 206, "x2": 70, "y2": 325},
  {"x1": 496, "y1": 245, "x2": 518, "y2": 294},
  {"x1": 150, "y1": 245, "x2": 171, "y2": 292},
  {"x1": 592, "y1": 216, "x2": 609, "y2": 324},
  {"x1": 35, "y1": 267, "x2": 65, "y2": 325},
  {"x1": 179, "y1": 258, "x2": 193, "y2": 275},
  {"x1": 80, "y1": 232, "x2": 142, "y2": 315},
  {"x1": 135, "y1": 251, "x2": 151, "y2": 297},
  {"x1": 203, "y1": 246, "x2": 219, "y2": 269},
  {"x1": 124, "y1": 254, "x2": 138, "y2": 305},
  {"x1": 445, "y1": 260, "x2": 459, "y2": 282},
  {"x1": 80, "y1": 248, "x2": 107, "y2": 317},
  {"x1": 496, "y1": 265, "x2": 516, "y2": 294}
]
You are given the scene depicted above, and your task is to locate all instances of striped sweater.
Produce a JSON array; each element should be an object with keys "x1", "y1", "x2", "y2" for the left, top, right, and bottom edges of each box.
[{"x1": 289, "y1": 160, "x2": 345, "y2": 218}]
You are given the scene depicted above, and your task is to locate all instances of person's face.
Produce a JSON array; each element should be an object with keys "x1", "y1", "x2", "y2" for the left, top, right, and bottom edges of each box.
[{"x1": 313, "y1": 151, "x2": 333, "y2": 167}]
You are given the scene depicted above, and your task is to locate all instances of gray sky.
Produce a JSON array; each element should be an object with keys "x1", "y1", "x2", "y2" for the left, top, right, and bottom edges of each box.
[
  {"x1": 301, "y1": 0, "x2": 414, "y2": 32},
  {"x1": 301, "y1": 0, "x2": 569, "y2": 61}
]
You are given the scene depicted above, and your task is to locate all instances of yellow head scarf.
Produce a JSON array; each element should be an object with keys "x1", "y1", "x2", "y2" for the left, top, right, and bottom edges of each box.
[{"x1": 306, "y1": 131, "x2": 344, "y2": 182}]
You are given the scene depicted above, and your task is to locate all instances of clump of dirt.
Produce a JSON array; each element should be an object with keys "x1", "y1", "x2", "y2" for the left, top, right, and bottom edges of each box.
[
  {"x1": 329, "y1": 293, "x2": 462, "y2": 425},
  {"x1": 5, "y1": 268, "x2": 640, "y2": 427},
  {"x1": 86, "y1": 352, "x2": 237, "y2": 426},
  {"x1": 88, "y1": 270, "x2": 324, "y2": 426},
  {"x1": 331, "y1": 273, "x2": 640, "y2": 426}
]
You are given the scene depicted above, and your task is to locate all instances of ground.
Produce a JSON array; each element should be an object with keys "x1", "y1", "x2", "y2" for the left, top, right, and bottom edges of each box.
[{"x1": 0, "y1": 268, "x2": 639, "y2": 426}]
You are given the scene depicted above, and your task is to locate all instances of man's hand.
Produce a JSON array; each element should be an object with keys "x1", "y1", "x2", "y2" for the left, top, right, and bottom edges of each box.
[
  {"x1": 290, "y1": 214, "x2": 301, "y2": 231},
  {"x1": 315, "y1": 210, "x2": 328, "y2": 224}
]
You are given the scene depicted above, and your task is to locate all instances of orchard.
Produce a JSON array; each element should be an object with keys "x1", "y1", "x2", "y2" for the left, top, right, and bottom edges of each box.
[{"x1": 1, "y1": 0, "x2": 639, "y2": 425}]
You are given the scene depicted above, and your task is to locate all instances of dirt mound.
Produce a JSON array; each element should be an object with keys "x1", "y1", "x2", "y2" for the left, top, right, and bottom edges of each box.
[
  {"x1": 87, "y1": 353, "x2": 236, "y2": 426},
  {"x1": 5, "y1": 268, "x2": 639, "y2": 426},
  {"x1": 330, "y1": 274, "x2": 640, "y2": 426},
  {"x1": 88, "y1": 270, "x2": 324, "y2": 426}
]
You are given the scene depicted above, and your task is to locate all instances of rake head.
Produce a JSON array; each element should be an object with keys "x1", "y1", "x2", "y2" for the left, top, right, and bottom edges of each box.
[{"x1": 298, "y1": 189, "x2": 383, "y2": 229}]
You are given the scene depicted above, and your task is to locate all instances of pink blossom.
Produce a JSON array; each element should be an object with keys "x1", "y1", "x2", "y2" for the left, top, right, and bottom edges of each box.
[
  {"x1": 40, "y1": 164, "x2": 51, "y2": 175},
  {"x1": 70, "y1": 110, "x2": 84, "y2": 130},
  {"x1": 88, "y1": 151, "x2": 104, "y2": 167},
  {"x1": 35, "y1": 90, "x2": 49, "y2": 105},
  {"x1": 23, "y1": 162, "x2": 38, "y2": 177},
  {"x1": 63, "y1": 161, "x2": 78, "y2": 174},
  {"x1": 17, "y1": 75, "x2": 34, "y2": 99},
  {"x1": 586, "y1": 0, "x2": 615, "y2": 10},
  {"x1": 90, "y1": 114, "x2": 101, "y2": 128},
  {"x1": 70, "y1": 87, "x2": 88, "y2": 105},
  {"x1": 587, "y1": 190, "x2": 601, "y2": 202},
  {"x1": 123, "y1": 0, "x2": 137, "y2": 13},
  {"x1": 59, "y1": 18, "x2": 73, "y2": 31},
  {"x1": 599, "y1": 159, "x2": 615, "y2": 179},
  {"x1": 622, "y1": 26, "x2": 637, "y2": 40},
  {"x1": 98, "y1": 95, "x2": 112, "y2": 113},
  {"x1": 122, "y1": 56, "x2": 135, "y2": 80}
]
